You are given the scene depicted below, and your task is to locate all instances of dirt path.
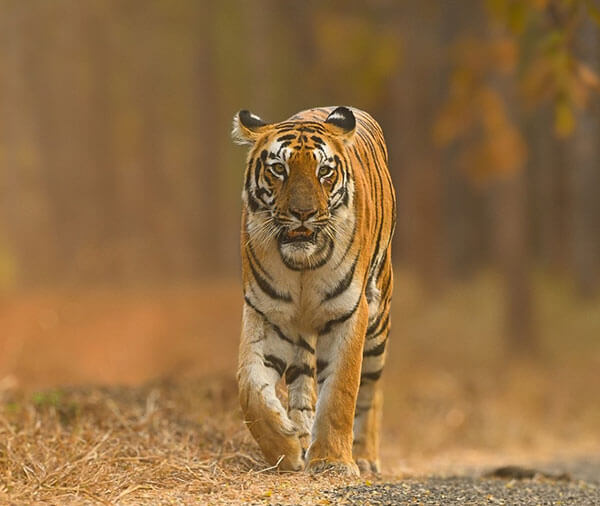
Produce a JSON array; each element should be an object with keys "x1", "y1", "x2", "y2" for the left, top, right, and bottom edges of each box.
[
  {"x1": 321, "y1": 456, "x2": 600, "y2": 505},
  {"x1": 326, "y1": 473, "x2": 599, "y2": 505}
]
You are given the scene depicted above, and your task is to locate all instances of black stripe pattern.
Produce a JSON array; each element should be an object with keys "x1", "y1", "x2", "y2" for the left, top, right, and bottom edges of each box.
[
  {"x1": 323, "y1": 253, "x2": 359, "y2": 302},
  {"x1": 264, "y1": 354, "x2": 287, "y2": 377},
  {"x1": 285, "y1": 364, "x2": 315, "y2": 384},
  {"x1": 363, "y1": 338, "x2": 387, "y2": 357},
  {"x1": 244, "y1": 296, "x2": 294, "y2": 346},
  {"x1": 247, "y1": 252, "x2": 292, "y2": 302},
  {"x1": 318, "y1": 294, "x2": 361, "y2": 336}
]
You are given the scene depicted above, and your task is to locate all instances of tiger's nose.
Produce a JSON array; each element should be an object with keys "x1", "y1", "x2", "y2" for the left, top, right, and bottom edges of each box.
[{"x1": 289, "y1": 207, "x2": 317, "y2": 222}]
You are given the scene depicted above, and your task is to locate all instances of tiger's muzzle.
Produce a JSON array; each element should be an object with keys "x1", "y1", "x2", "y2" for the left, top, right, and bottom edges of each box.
[
  {"x1": 275, "y1": 209, "x2": 329, "y2": 246},
  {"x1": 279, "y1": 225, "x2": 317, "y2": 245}
]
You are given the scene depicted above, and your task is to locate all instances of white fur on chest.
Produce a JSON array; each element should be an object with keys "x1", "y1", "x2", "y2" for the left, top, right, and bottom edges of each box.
[{"x1": 248, "y1": 259, "x2": 360, "y2": 334}]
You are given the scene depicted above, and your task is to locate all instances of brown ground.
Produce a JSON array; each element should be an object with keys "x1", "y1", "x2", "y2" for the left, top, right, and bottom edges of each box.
[{"x1": 1, "y1": 273, "x2": 599, "y2": 503}]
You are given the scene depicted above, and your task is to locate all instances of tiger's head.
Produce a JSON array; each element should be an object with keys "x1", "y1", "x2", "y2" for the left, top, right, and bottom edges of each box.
[{"x1": 232, "y1": 107, "x2": 356, "y2": 269}]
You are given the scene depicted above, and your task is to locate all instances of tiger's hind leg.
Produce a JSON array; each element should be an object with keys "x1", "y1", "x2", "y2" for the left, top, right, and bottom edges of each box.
[
  {"x1": 352, "y1": 357, "x2": 386, "y2": 473},
  {"x1": 238, "y1": 303, "x2": 303, "y2": 471},
  {"x1": 353, "y1": 268, "x2": 391, "y2": 474},
  {"x1": 286, "y1": 336, "x2": 317, "y2": 460}
]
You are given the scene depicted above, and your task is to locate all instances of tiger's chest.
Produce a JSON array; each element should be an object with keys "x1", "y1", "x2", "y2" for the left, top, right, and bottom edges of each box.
[{"x1": 246, "y1": 250, "x2": 363, "y2": 337}]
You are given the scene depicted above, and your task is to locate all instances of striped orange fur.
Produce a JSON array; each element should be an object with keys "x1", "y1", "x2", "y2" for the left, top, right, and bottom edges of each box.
[{"x1": 232, "y1": 106, "x2": 395, "y2": 475}]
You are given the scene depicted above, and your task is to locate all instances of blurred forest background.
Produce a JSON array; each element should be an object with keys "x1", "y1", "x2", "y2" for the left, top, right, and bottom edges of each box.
[{"x1": 1, "y1": 0, "x2": 600, "y2": 389}]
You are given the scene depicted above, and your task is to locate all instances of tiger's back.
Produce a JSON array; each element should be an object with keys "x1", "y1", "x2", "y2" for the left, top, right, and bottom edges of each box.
[{"x1": 233, "y1": 106, "x2": 395, "y2": 475}]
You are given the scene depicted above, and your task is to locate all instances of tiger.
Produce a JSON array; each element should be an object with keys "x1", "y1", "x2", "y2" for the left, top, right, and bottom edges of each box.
[{"x1": 232, "y1": 106, "x2": 395, "y2": 476}]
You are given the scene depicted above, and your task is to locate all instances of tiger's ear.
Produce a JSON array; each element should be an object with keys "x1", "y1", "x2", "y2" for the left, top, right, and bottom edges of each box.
[
  {"x1": 232, "y1": 110, "x2": 270, "y2": 146},
  {"x1": 325, "y1": 106, "x2": 356, "y2": 141}
]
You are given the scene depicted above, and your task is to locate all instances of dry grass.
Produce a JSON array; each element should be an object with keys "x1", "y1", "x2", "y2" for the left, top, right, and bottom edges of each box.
[
  {"x1": 1, "y1": 362, "x2": 599, "y2": 504},
  {"x1": 0, "y1": 377, "x2": 370, "y2": 505},
  {"x1": 1, "y1": 273, "x2": 599, "y2": 503}
]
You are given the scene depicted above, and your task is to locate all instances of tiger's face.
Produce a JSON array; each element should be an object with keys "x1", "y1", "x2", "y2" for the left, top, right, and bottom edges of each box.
[{"x1": 233, "y1": 108, "x2": 356, "y2": 269}]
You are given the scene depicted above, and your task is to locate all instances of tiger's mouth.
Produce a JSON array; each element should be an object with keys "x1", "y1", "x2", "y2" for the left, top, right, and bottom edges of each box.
[{"x1": 278, "y1": 226, "x2": 317, "y2": 244}]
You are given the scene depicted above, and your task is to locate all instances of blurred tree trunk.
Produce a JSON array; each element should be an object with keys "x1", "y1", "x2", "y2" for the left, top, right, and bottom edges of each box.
[
  {"x1": 84, "y1": 3, "x2": 121, "y2": 282},
  {"x1": 192, "y1": 0, "x2": 221, "y2": 275},
  {"x1": 386, "y1": 10, "x2": 410, "y2": 266},
  {"x1": 439, "y1": 0, "x2": 491, "y2": 279},
  {"x1": 533, "y1": 106, "x2": 570, "y2": 272},
  {"x1": 388, "y1": 2, "x2": 444, "y2": 292},
  {"x1": 287, "y1": 2, "x2": 318, "y2": 111},
  {"x1": 444, "y1": 170, "x2": 490, "y2": 278},
  {"x1": 244, "y1": 0, "x2": 276, "y2": 117},
  {"x1": 138, "y1": 71, "x2": 170, "y2": 278},
  {"x1": 494, "y1": 172, "x2": 536, "y2": 353},
  {"x1": 0, "y1": 2, "x2": 28, "y2": 287},
  {"x1": 570, "y1": 16, "x2": 600, "y2": 298},
  {"x1": 21, "y1": 6, "x2": 69, "y2": 283},
  {"x1": 492, "y1": 71, "x2": 536, "y2": 354}
]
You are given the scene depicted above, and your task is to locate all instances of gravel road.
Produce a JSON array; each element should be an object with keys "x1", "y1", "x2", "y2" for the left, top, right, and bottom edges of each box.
[{"x1": 324, "y1": 457, "x2": 600, "y2": 505}]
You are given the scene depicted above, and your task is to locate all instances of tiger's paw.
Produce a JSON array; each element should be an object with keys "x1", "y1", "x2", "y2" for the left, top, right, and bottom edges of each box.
[
  {"x1": 353, "y1": 439, "x2": 381, "y2": 474},
  {"x1": 355, "y1": 457, "x2": 381, "y2": 474},
  {"x1": 240, "y1": 386, "x2": 304, "y2": 471},
  {"x1": 288, "y1": 408, "x2": 314, "y2": 455},
  {"x1": 306, "y1": 458, "x2": 360, "y2": 477},
  {"x1": 244, "y1": 414, "x2": 304, "y2": 471}
]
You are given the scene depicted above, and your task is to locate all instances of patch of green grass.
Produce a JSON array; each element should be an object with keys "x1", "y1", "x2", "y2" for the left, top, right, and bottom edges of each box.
[
  {"x1": 31, "y1": 389, "x2": 64, "y2": 407},
  {"x1": 4, "y1": 401, "x2": 21, "y2": 414},
  {"x1": 28, "y1": 389, "x2": 82, "y2": 425}
]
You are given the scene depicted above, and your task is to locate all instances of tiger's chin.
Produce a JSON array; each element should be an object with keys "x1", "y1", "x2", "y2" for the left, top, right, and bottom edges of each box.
[{"x1": 277, "y1": 229, "x2": 333, "y2": 271}]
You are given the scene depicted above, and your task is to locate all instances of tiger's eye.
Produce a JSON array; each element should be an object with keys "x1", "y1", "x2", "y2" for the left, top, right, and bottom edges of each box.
[
  {"x1": 318, "y1": 166, "x2": 333, "y2": 178},
  {"x1": 270, "y1": 163, "x2": 286, "y2": 176}
]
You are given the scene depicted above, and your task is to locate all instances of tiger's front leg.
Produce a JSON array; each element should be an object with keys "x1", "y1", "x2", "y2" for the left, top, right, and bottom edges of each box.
[
  {"x1": 306, "y1": 297, "x2": 369, "y2": 476},
  {"x1": 286, "y1": 336, "x2": 317, "y2": 459},
  {"x1": 237, "y1": 303, "x2": 303, "y2": 471}
]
